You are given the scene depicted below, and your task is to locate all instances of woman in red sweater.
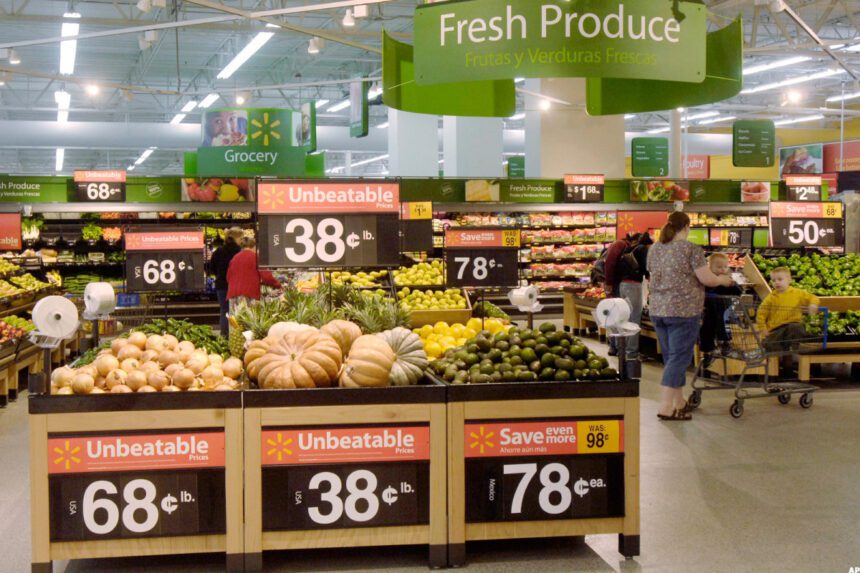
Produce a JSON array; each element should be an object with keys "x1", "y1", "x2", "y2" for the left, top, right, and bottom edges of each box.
[{"x1": 226, "y1": 236, "x2": 281, "y2": 304}]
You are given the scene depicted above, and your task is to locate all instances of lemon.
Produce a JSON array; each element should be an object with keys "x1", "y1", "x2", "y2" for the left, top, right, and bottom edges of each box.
[
  {"x1": 424, "y1": 341, "x2": 443, "y2": 358},
  {"x1": 419, "y1": 324, "x2": 434, "y2": 338}
]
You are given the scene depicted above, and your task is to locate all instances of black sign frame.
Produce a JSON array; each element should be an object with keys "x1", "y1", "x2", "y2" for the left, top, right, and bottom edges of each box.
[{"x1": 75, "y1": 181, "x2": 126, "y2": 202}]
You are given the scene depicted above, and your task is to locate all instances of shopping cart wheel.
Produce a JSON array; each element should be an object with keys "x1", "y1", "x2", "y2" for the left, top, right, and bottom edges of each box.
[
  {"x1": 777, "y1": 393, "x2": 791, "y2": 405},
  {"x1": 729, "y1": 400, "x2": 744, "y2": 418},
  {"x1": 688, "y1": 391, "x2": 702, "y2": 409},
  {"x1": 799, "y1": 393, "x2": 813, "y2": 409}
]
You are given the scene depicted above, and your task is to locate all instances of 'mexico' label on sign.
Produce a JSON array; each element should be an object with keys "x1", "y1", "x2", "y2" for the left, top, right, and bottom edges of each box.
[
  {"x1": 261, "y1": 426, "x2": 430, "y2": 465},
  {"x1": 258, "y1": 181, "x2": 400, "y2": 214},
  {"x1": 48, "y1": 432, "x2": 225, "y2": 474},
  {"x1": 413, "y1": 0, "x2": 706, "y2": 85}
]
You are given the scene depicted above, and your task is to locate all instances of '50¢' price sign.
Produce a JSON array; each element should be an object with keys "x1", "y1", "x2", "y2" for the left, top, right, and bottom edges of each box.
[
  {"x1": 125, "y1": 230, "x2": 205, "y2": 292},
  {"x1": 769, "y1": 201, "x2": 844, "y2": 249}
]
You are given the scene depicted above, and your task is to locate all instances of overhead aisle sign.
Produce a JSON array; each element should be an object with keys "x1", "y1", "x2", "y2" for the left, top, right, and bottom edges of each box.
[
  {"x1": 257, "y1": 180, "x2": 401, "y2": 268},
  {"x1": 74, "y1": 170, "x2": 126, "y2": 202},
  {"x1": 732, "y1": 120, "x2": 775, "y2": 168},
  {"x1": 631, "y1": 138, "x2": 669, "y2": 177}
]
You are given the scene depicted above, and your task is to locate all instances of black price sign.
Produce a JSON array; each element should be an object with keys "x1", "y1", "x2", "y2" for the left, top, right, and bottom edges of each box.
[
  {"x1": 73, "y1": 170, "x2": 127, "y2": 202},
  {"x1": 262, "y1": 463, "x2": 430, "y2": 531},
  {"x1": 124, "y1": 230, "x2": 205, "y2": 292},
  {"x1": 770, "y1": 201, "x2": 844, "y2": 248},
  {"x1": 564, "y1": 174, "x2": 605, "y2": 203},
  {"x1": 784, "y1": 175, "x2": 823, "y2": 202},
  {"x1": 400, "y1": 202, "x2": 434, "y2": 252},
  {"x1": 709, "y1": 228, "x2": 753, "y2": 248},
  {"x1": 259, "y1": 214, "x2": 400, "y2": 268},
  {"x1": 49, "y1": 470, "x2": 226, "y2": 541},
  {"x1": 445, "y1": 249, "x2": 518, "y2": 288}
]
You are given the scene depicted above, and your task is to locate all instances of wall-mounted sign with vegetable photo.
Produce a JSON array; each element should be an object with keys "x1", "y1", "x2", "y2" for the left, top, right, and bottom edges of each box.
[
  {"x1": 630, "y1": 180, "x2": 690, "y2": 202},
  {"x1": 181, "y1": 178, "x2": 255, "y2": 202}
]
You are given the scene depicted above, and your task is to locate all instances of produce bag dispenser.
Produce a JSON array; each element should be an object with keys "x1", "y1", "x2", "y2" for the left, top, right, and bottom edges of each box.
[{"x1": 593, "y1": 298, "x2": 642, "y2": 380}]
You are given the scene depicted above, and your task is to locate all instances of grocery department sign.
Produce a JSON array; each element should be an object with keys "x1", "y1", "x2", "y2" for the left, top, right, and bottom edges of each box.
[{"x1": 413, "y1": 0, "x2": 706, "y2": 85}]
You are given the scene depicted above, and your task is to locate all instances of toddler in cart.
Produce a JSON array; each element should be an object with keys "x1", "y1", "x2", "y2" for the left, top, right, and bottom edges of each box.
[
  {"x1": 756, "y1": 267, "x2": 820, "y2": 374},
  {"x1": 699, "y1": 253, "x2": 742, "y2": 369}
]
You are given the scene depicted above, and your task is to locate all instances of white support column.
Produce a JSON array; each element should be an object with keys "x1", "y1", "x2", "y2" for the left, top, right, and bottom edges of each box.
[
  {"x1": 670, "y1": 108, "x2": 683, "y2": 178},
  {"x1": 388, "y1": 109, "x2": 439, "y2": 177},
  {"x1": 524, "y1": 78, "x2": 542, "y2": 178},
  {"x1": 442, "y1": 116, "x2": 504, "y2": 178}
]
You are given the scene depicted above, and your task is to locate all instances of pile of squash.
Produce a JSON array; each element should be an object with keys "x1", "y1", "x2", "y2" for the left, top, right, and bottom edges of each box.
[{"x1": 244, "y1": 320, "x2": 429, "y2": 389}]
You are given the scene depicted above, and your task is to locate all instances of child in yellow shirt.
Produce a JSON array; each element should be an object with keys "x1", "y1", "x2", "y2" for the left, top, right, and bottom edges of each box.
[{"x1": 757, "y1": 267, "x2": 820, "y2": 364}]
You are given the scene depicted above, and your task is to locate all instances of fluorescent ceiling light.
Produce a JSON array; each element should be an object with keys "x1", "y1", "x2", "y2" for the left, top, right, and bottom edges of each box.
[
  {"x1": 685, "y1": 111, "x2": 720, "y2": 121},
  {"x1": 315, "y1": 99, "x2": 329, "y2": 108},
  {"x1": 169, "y1": 113, "x2": 186, "y2": 124},
  {"x1": 539, "y1": 99, "x2": 551, "y2": 111},
  {"x1": 55, "y1": 90, "x2": 71, "y2": 123},
  {"x1": 509, "y1": 112, "x2": 526, "y2": 120},
  {"x1": 55, "y1": 148, "x2": 65, "y2": 172},
  {"x1": 235, "y1": 94, "x2": 246, "y2": 105},
  {"x1": 127, "y1": 165, "x2": 135, "y2": 171},
  {"x1": 327, "y1": 99, "x2": 351, "y2": 112},
  {"x1": 647, "y1": 126, "x2": 670, "y2": 134},
  {"x1": 773, "y1": 114, "x2": 824, "y2": 126},
  {"x1": 199, "y1": 93, "x2": 219, "y2": 108},
  {"x1": 826, "y1": 91, "x2": 860, "y2": 103},
  {"x1": 216, "y1": 31, "x2": 274, "y2": 79},
  {"x1": 741, "y1": 69, "x2": 844, "y2": 94},
  {"x1": 181, "y1": 100, "x2": 197, "y2": 112},
  {"x1": 438, "y1": 159, "x2": 444, "y2": 164},
  {"x1": 624, "y1": 114, "x2": 636, "y2": 119},
  {"x1": 134, "y1": 147, "x2": 157, "y2": 165},
  {"x1": 743, "y1": 56, "x2": 811, "y2": 76},
  {"x1": 59, "y1": 12, "x2": 80, "y2": 75},
  {"x1": 514, "y1": 77, "x2": 525, "y2": 83},
  {"x1": 368, "y1": 85, "x2": 382, "y2": 99},
  {"x1": 351, "y1": 154, "x2": 388, "y2": 168},
  {"x1": 343, "y1": 9, "x2": 355, "y2": 27},
  {"x1": 698, "y1": 115, "x2": 736, "y2": 125},
  {"x1": 376, "y1": 122, "x2": 389, "y2": 129},
  {"x1": 8, "y1": 49, "x2": 20, "y2": 65}
]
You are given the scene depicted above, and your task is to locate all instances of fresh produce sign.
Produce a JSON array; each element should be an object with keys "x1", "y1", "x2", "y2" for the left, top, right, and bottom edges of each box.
[
  {"x1": 257, "y1": 181, "x2": 401, "y2": 268},
  {"x1": 74, "y1": 170, "x2": 126, "y2": 202},
  {"x1": 260, "y1": 424, "x2": 431, "y2": 530},
  {"x1": 630, "y1": 179, "x2": 689, "y2": 202},
  {"x1": 48, "y1": 430, "x2": 226, "y2": 541},
  {"x1": 0, "y1": 213, "x2": 22, "y2": 251},
  {"x1": 769, "y1": 202, "x2": 844, "y2": 249},
  {"x1": 464, "y1": 418, "x2": 625, "y2": 522},
  {"x1": 125, "y1": 230, "x2": 205, "y2": 292},
  {"x1": 784, "y1": 175, "x2": 822, "y2": 202},
  {"x1": 445, "y1": 228, "x2": 519, "y2": 288},
  {"x1": 564, "y1": 174, "x2": 604, "y2": 203}
]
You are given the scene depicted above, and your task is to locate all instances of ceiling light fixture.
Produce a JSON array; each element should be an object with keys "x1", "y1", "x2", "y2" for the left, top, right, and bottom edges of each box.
[
  {"x1": 55, "y1": 90, "x2": 71, "y2": 123},
  {"x1": 741, "y1": 69, "x2": 844, "y2": 94},
  {"x1": 217, "y1": 30, "x2": 275, "y2": 79},
  {"x1": 647, "y1": 126, "x2": 671, "y2": 134},
  {"x1": 315, "y1": 99, "x2": 330, "y2": 109},
  {"x1": 181, "y1": 100, "x2": 198, "y2": 113},
  {"x1": 685, "y1": 111, "x2": 720, "y2": 121},
  {"x1": 134, "y1": 147, "x2": 157, "y2": 166},
  {"x1": 785, "y1": 89, "x2": 803, "y2": 104},
  {"x1": 308, "y1": 37, "x2": 322, "y2": 55},
  {"x1": 59, "y1": 12, "x2": 80, "y2": 75},
  {"x1": 198, "y1": 93, "x2": 220, "y2": 108},
  {"x1": 376, "y1": 121, "x2": 389, "y2": 129},
  {"x1": 773, "y1": 114, "x2": 824, "y2": 126},
  {"x1": 353, "y1": 4, "x2": 368, "y2": 18},
  {"x1": 85, "y1": 84, "x2": 99, "y2": 96},
  {"x1": 826, "y1": 91, "x2": 860, "y2": 103},
  {"x1": 514, "y1": 77, "x2": 525, "y2": 83},
  {"x1": 743, "y1": 56, "x2": 811, "y2": 76},
  {"x1": 327, "y1": 99, "x2": 351, "y2": 112},
  {"x1": 8, "y1": 49, "x2": 20, "y2": 65},
  {"x1": 539, "y1": 99, "x2": 551, "y2": 111},
  {"x1": 351, "y1": 154, "x2": 389, "y2": 168},
  {"x1": 235, "y1": 94, "x2": 246, "y2": 105},
  {"x1": 342, "y1": 9, "x2": 355, "y2": 27},
  {"x1": 509, "y1": 112, "x2": 526, "y2": 120},
  {"x1": 55, "y1": 148, "x2": 65, "y2": 172},
  {"x1": 698, "y1": 115, "x2": 736, "y2": 125},
  {"x1": 624, "y1": 114, "x2": 636, "y2": 119},
  {"x1": 169, "y1": 113, "x2": 186, "y2": 125}
]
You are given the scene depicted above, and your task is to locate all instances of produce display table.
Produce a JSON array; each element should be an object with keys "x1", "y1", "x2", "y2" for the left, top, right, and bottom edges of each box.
[
  {"x1": 242, "y1": 383, "x2": 448, "y2": 571},
  {"x1": 798, "y1": 342, "x2": 860, "y2": 381},
  {"x1": 443, "y1": 378, "x2": 640, "y2": 566},
  {"x1": 29, "y1": 392, "x2": 244, "y2": 573},
  {"x1": 12, "y1": 341, "x2": 43, "y2": 401},
  {"x1": 0, "y1": 345, "x2": 16, "y2": 406},
  {"x1": 561, "y1": 291, "x2": 605, "y2": 338}
]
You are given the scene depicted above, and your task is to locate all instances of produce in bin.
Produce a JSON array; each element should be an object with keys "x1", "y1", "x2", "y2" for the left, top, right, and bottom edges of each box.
[
  {"x1": 0, "y1": 259, "x2": 20, "y2": 274},
  {"x1": 804, "y1": 310, "x2": 860, "y2": 337},
  {"x1": 416, "y1": 317, "x2": 509, "y2": 359},
  {"x1": 81, "y1": 223, "x2": 103, "y2": 242},
  {"x1": 329, "y1": 269, "x2": 388, "y2": 287},
  {"x1": 471, "y1": 300, "x2": 510, "y2": 321},
  {"x1": 431, "y1": 322, "x2": 616, "y2": 384},
  {"x1": 398, "y1": 287, "x2": 467, "y2": 310},
  {"x1": 0, "y1": 315, "x2": 35, "y2": 343},
  {"x1": 753, "y1": 253, "x2": 860, "y2": 296},
  {"x1": 392, "y1": 260, "x2": 445, "y2": 286}
]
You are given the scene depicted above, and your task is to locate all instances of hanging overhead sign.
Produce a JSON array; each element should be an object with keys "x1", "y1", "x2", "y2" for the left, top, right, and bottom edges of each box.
[
  {"x1": 413, "y1": 0, "x2": 706, "y2": 86},
  {"x1": 733, "y1": 120, "x2": 775, "y2": 168},
  {"x1": 631, "y1": 137, "x2": 669, "y2": 177},
  {"x1": 73, "y1": 170, "x2": 126, "y2": 202}
]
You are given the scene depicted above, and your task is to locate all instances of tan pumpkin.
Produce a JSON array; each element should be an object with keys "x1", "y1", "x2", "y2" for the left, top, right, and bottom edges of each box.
[
  {"x1": 244, "y1": 339, "x2": 272, "y2": 381},
  {"x1": 377, "y1": 328, "x2": 429, "y2": 386},
  {"x1": 340, "y1": 334, "x2": 396, "y2": 388},
  {"x1": 249, "y1": 330, "x2": 343, "y2": 389},
  {"x1": 320, "y1": 320, "x2": 363, "y2": 356}
]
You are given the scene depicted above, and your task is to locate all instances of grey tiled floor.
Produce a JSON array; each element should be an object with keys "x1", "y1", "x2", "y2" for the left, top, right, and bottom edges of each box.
[{"x1": 3, "y1": 339, "x2": 860, "y2": 572}]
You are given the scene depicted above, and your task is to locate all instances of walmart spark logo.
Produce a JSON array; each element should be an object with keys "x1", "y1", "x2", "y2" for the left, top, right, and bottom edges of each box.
[
  {"x1": 266, "y1": 432, "x2": 293, "y2": 462},
  {"x1": 617, "y1": 213, "x2": 634, "y2": 236},
  {"x1": 469, "y1": 426, "x2": 495, "y2": 455},
  {"x1": 250, "y1": 112, "x2": 281, "y2": 147},
  {"x1": 53, "y1": 440, "x2": 81, "y2": 471},
  {"x1": 258, "y1": 185, "x2": 286, "y2": 212}
]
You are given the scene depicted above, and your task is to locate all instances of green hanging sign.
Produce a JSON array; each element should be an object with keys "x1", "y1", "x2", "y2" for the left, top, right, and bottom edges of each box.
[
  {"x1": 0, "y1": 176, "x2": 69, "y2": 203},
  {"x1": 413, "y1": 0, "x2": 706, "y2": 86},
  {"x1": 631, "y1": 137, "x2": 669, "y2": 177},
  {"x1": 350, "y1": 81, "x2": 369, "y2": 138},
  {"x1": 732, "y1": 119, "x2": 775, "y2": 168}
]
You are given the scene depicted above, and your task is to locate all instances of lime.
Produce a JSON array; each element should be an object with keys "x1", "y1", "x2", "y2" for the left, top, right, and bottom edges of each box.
[
  {"x1": 520, "y1": 348, "x2": 537, "y2": 363},
  {"x1": 463, "y1": 353, "x2": 479, "y2": 366},
  {"x1": 554, "y1": 369, "x2": 571, "y2": 381},
  {"x1": 540, "y1": 353, "x2": 557, "y2": 368}
]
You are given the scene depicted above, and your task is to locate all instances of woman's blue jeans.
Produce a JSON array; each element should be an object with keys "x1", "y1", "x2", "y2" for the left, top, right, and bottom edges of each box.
[{"x1": 653, "y1": 316, "x2": 701, "y2": 388}]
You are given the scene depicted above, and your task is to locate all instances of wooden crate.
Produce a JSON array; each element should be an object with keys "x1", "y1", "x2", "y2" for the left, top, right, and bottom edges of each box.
[
  {"x1": 29, "y1": 392, "x2": 244, "y2": 573},
  {"x1": 243, "y1": 382, "x2": 448, "y2": 572},
  {"x1": 444, "y1": 378, "x2": 640, "y2": 567},
  {"x1": 408, "y1": 289, "x2": 472, "y2": 327}
]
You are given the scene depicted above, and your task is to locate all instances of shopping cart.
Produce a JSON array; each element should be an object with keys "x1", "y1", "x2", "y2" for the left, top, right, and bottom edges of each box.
[{"x1": 688, "y1": 295, "x2": 823, "y2": 418}]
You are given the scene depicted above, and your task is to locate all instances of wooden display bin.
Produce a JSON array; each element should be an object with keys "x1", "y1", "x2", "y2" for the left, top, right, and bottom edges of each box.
[
  {"x1": 408, "y1": 289, "x2": 472, "y2": 327},
  {"x1": 29, "y1": 392, "x2": 244, "y2": 573},
  {"x1": 561, "y1": 290, "x2": 605, "y2": 337},
  {"x1": 442, "y1": 377, "x2": 640, "y2": 567},
  {"x1": 242, "y1": 381, "x2": 448, "y2": 572}
]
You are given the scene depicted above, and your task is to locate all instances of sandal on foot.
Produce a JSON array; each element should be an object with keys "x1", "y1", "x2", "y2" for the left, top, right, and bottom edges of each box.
[
  {"x1": 657, "y1": 409, "x2": 692, "y2": 421},
  {"x1": 679, "y1": 400, "x2": 696, "y2": 414}
]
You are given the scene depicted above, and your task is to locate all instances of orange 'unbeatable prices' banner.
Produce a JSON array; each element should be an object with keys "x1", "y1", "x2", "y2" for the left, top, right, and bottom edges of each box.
[
  {"x1": 262, "y1": 425, "x2": 431, "y2": 466},
  {"x1": 48, "y1": 431, "x2": 225, "y2": 474},
  {"x1": 464, "y1": 419, "x2": 624, "y2": 458},
  {"x1": 73, "y1": 169, "x2": 126, "y2": 183},
  {"x1": 0, "y1": 213, "x2": 22, "y2": 250},
  {"x1": 125, "y1": 230, "x2": 205, "y2": 251},
  {"x1": 257, "y1": 181, "x2": 400, "y2": 214}
]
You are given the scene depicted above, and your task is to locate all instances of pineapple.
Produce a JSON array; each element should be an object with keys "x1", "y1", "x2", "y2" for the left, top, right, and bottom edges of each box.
[
  {"x1": 344, "y1": 296, "x2": 411, "y2": 333},
  {"x1": 227, "y1": 315, "x2": 246, "y2": 358}
]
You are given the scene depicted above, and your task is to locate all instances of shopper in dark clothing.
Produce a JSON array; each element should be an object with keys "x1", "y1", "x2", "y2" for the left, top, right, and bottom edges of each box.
[
  {"x1": 616, "y1": 233, "x2": 653, "y2": 359},
  {"x1": 604, "y1": 233, "x2": 635, "y2": 355},
  {"x1": 209, "y1": 227, "x2": 244, "y2": 335}
]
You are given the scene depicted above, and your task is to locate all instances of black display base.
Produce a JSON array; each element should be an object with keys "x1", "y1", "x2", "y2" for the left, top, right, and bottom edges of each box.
[
  {"x1": 32, "y1": 562, "x2": 52, "y2": 573},
  {"x1": 226, "y1": 553, "x2": 244, "y2": 573},
  {"x1": 9, "y1": 388, "x2": 17, "y2": 401},
  {"x1": 0, "y1": 394, "x2": 7, "y2": 408},
  {"x1": 618, "y1": 534, "x2": 640, "y2": 558},
  {"x1": 244, "y1": 552, "x2": 262, "y2": 573},
  {"x1": 429, "y1": 544, "x2": 447, "y2": 569},
  {"x1": 448, "y1": 543, "x2": 465, "y2": 567}
]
